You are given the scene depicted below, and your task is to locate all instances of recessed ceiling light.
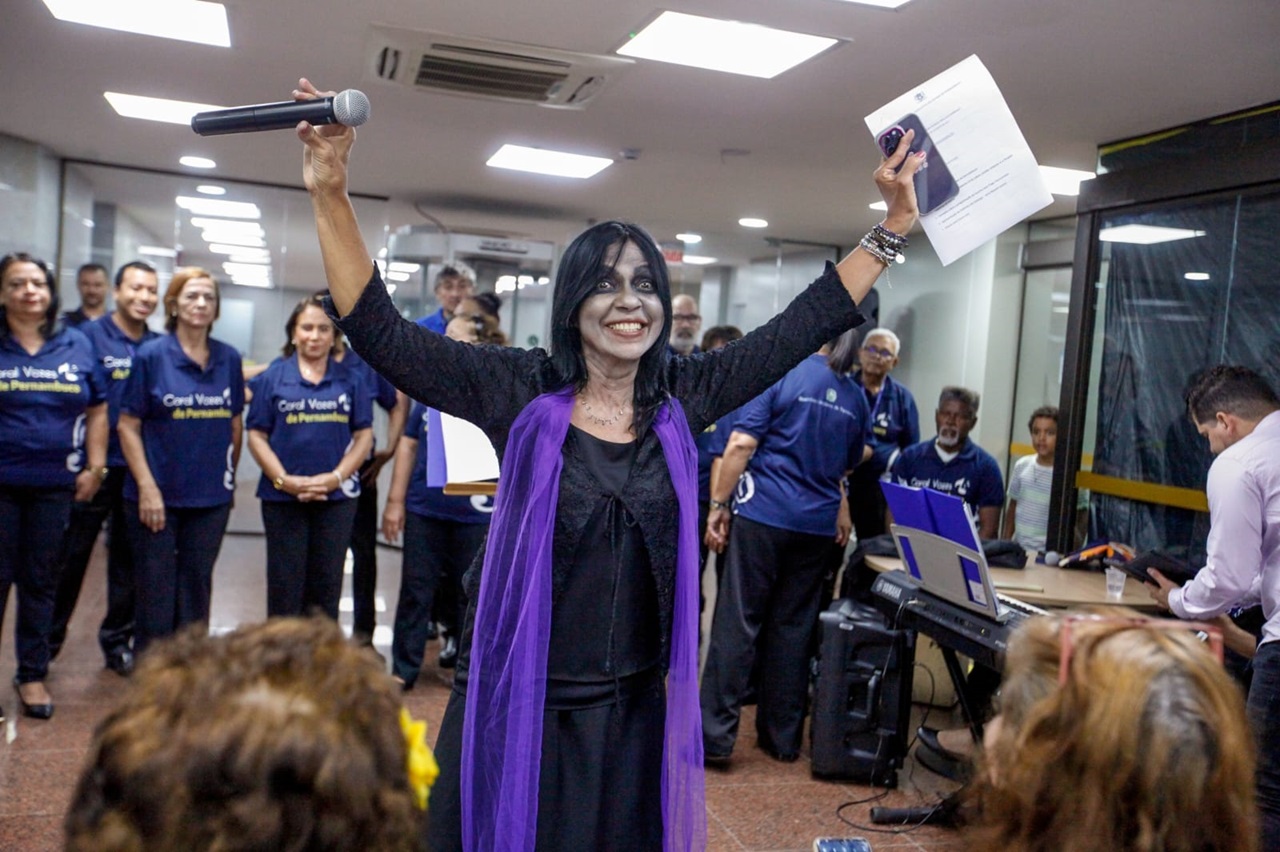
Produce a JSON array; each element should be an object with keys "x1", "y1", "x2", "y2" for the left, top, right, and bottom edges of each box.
[
  {"x1": 386, "y1": 271, "x2": 412, "y2": 282},
  {"x1": 831, "y1": 0, "x2": 913, "y2": 7},
  {"x1": 739, "y1": 217, "x2": 769, "y2": 229},
  {"x1": 137, "y1": 245, "x2": 178, "y2": 257},
  {"x1": 1098, "y1": 225, "x2": 1205, "y2": 245},
  {"x1": 618, "y1": 11, "x2": 837, "y2": 79},
  {"x1": 227, "y1": 254, "x2": 271, "y2": 265},
  {"x1": 43, "y1": 0, "x2": 231, "y2": 47},
  {"x1": 176, "y1": 196, "x2": 260, "y2": 218},
  {"x1": 196, "y1": 184, "x2": 226, "y2": 196},
  {"x1": 201, "y1": 232, "x2": 265, "y2": 248},
  {"x1": 486, "y1": 144, "x2": 613, "y2": 179},
  {"x1": 207, "y1": 244, "x2": 269, "y2": 258},
  {"x1": 682, "y1": 255, "x2": 719, "y2": 265},
  {"x1": 1184, "y1": 272, "x2": 1211, "y2": 281},
  {"x1": 1040, "y1": 165, "x2": 1096, "y2": 196},
  {"x1": 179, "y1": 156, "x2": 217, "y2": 170},
  {"x1": 676, "y1": 233, "x2": 702, "y2": 244},
  {"x1": 104, "y1": 92, "x2": 227, "y2": 126},
  {"x1": 388, "y1": 262, "x2": 422, "y2": 274},
  {"x1": 868, "y1": 201, "x2": 888, "y2": 211},
  {"x1": 190, "y1": 217, "x2": 263, "y2": 234}
]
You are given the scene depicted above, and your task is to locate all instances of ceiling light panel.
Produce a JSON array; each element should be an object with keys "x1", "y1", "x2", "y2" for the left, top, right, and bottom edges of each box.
[
  {"x1": 1039, "y1": 165, "x2": 1096, "y2": 196},
  {"x1": 104, "y1": 92, "x2": 227, "y2": 126},
  {"x1": 1098, "y1": 225, "x2": 1205, "y2": 245},
  {"x1": 43, "y1": 0, "x2": 231, "y2": 47},
  {"x1": 486, "y1": 144, "x2": 613, "y2": 179},
  {"x1": 831, "y1": 0, "x2": 912, "y2": 7},
  {"x1": 618, "y1": 12, "x2": 838, "y2": 79},
  {"x1": 176, "y1": 196, "x2": 261, "y2": 218}
]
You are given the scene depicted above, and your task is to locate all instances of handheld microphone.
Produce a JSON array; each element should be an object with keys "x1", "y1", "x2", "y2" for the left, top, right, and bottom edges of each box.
[{"x1": 191, "y1": 89, "x2": 370, "y2": 136}]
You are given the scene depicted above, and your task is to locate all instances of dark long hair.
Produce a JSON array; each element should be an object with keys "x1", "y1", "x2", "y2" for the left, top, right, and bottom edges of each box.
[
  {"x1": 282, "y1": 292, "x2": 341, "y2": 357},
  {"x1": 0, "y1": 252, "x2": 60, "y2": 339},
  {"x1": 545, "y1": 221, "x2": 673, "y2": 436}
]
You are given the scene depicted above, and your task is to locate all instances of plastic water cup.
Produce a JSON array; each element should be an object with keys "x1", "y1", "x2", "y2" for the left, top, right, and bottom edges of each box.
[{"x1": 1104, "y1": 566, "x2": 1126, "y2": 599}]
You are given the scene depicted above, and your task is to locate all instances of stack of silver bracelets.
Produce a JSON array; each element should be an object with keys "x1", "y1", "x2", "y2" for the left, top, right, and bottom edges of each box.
[{"x1": 859, "y1": 223, "x2": 908, "y2": 266}]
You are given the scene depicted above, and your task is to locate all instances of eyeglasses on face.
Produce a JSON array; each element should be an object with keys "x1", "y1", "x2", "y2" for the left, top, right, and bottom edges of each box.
[
  {"x1": 672, "y1": 313, "x2": 701, "y2": 322},
  {"x1": 1056, "y1": 614, "x2": 1224, "y2": 686},
  {"x1": 861, "y1": 345, "x2": 895, "y2": 359}
]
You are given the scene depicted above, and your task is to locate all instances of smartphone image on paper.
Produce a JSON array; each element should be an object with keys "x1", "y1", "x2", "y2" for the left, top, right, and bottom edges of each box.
[
  {"x1": 812, "y1": 838, "x2": 873, "y2": 852},
  {"x1": 877, "y1": 113, "x2": 960, "y2": 216}
]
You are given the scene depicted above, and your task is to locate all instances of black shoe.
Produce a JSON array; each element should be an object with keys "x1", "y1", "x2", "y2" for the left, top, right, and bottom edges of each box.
[
  {"x1": 438, "y1": 636, "x2": 458, "y2": 669},
  {"x1": 105, "y1": 649, "x2": 135, "y2": 677},
  {"x1": 916, "y1": 726, "x2": 969, "y2": 763},
  {"x1": 13, "y1": 679, "x2": 54, "y2": 720},
  {"x1": 758, "y1": 742, "x2": 800, "y2": 763},
  {"x1": 703, "y1": 749, "x2": 732, "y2": 768}
]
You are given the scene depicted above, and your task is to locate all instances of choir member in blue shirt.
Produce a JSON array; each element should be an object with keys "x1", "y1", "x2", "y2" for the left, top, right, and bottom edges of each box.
[
  {"x1": 848, "y1": 328, "x2": 919, "y2": 540},
  {"x1": 50, "y1": 260, "x2": 160, "y2": 676},
  {"x1": 247, "y1": 294, "x2": 372, "y2": 620},
  {"x1": 0, "y1": 253, "x2": 108, "y2": 719},
  {"x1": 415, "y1": 265, "x2": 475, "y2": 334},
  {"x1": 118, "y1": 268, "x2": 244, "y2": 654}
]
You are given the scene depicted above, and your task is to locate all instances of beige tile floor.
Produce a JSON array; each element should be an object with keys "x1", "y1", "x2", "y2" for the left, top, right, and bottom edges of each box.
[{"x1": 0, "y1": 489, "x2": 966, "y2": 851}]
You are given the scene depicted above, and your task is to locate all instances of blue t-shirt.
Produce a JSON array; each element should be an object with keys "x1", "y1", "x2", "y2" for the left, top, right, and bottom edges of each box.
[
  {"x1": 81, "y1": 315, "x2": 160, "y2": 467},
  {"x1": 246, "y1": 355, "x2": 373, "y2": 502},
  {"x1": 0, "y1": 326, "x2": 107, "y2": 488},
  {"x1": 891, "y1": 438, "x2": 1006, "y2": 514},
  {"x1": 404, "y1": 401, "x2": 494, "y2": 523},
  {"x1": 730, "y1": 354, "x2": 871, "y2": 536},
  {"x1": 854, "y1": 372, "x2": 920, "y2": 476},
  {"x1": 416, "y1": 308, "x2": 447, "y2": 334},
  {"x1": 695, "y1": 406, "x2": 741, "y2": 500},
  {"x1": 120, "y1": 335, "x2": 245, "y2": 507}
]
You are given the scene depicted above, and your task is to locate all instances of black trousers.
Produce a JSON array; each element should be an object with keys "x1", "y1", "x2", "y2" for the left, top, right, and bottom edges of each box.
[
  {"x1": 349, "y1": 466, "x2": 380, "y2": 638},
  {"x1": 261, "y1": 499, "x2": 359, "y2": 621},
  {"x1": 126, "y1": 501, "x2": 231, "y2": 654},
  {"x1": 50, "y1": 466, "x2": 134, "y2": 658},
  {"x1": 390, "y1": 513, "x2": 486, "y2": 686},
  {"x1": 0, "y1": 484, "x2": 73, "y2": 683},
  {"x1": 848, "y1": 464, "x2": 888, "y2": 542},
  {"x1": 701, "y1": 515, "x2": 832, "y2": 758}
]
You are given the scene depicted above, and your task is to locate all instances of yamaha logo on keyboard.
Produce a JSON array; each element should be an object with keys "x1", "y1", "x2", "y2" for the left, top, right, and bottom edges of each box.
[{"x1": 876, "y1": 578, "x2": 902, "y2": 601}]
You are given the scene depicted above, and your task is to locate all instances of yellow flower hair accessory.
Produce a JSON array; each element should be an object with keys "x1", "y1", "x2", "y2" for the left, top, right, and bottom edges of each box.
[{"x1": 399, "y1": 707, "x2": 439, "y2": 810}]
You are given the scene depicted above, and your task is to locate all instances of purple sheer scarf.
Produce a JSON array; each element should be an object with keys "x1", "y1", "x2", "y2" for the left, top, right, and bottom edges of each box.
[{"x1": 460, "y1": 387, "x2": 707, "y2": 851}]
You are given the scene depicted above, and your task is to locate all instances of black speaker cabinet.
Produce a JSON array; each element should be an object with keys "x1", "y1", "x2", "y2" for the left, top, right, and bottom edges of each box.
[{"x1": 810, "y1": 598, "x2": 915, "y2": 787}]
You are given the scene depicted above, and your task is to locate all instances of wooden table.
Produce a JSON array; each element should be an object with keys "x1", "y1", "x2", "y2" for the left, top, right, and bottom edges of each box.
[{"x1": 864, "y1": 553, "x2": 1161, "y2": 611}]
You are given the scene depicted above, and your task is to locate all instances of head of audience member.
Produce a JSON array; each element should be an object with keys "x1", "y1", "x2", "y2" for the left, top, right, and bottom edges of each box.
[
  {"x1": 76, "y1": 263, "x2": 109, "y2": 314},
  {"x1": 936, "y1": 386, "x2": 980, "y2": 450},
  {"x1": 163, "y1": 267, "x2": 221, "y2": 334},
  {"x1": 857, "y1": 328, "x2": 902, "y2": 386},
  {"x1": 113, "y1": 261, "x2": 159, "y2": 331},
  {"x1": 1184, "y1": 364, "x2": 1280, "y2": 455},
  {"x1": 669, "y1": 293, "x2": 702, "y2": 355},
  {"x1": 548, "y1": 219, "x2": 672, "y2": 434},
  {"x1": 969, "y1": 610, "x2": 1256, "y2": 852},
  {"x1": 433, "y1": 264, "x2": 475, "y2": 320},
  {"x1": 65, "y1": 618, "x2": 424, "y2": 852},
  {"x1": 1028, "y1": 405, "x2": 1058, "y2": 464},
  {"x1": 0, "y1": 252, "x2": 59, "y2": 338},
  {"x1": 446, "y1": 291, "x2": 506, "y2": 345},
  {"x1": 700, "y1": 324, "x2": 743, "y2": 353},
  {"x1": 825, "y1": 326, "x2": 863, "y2": 374},
  {"x1": 282, "y1": 292, "x2": 340, "y2": 359}
]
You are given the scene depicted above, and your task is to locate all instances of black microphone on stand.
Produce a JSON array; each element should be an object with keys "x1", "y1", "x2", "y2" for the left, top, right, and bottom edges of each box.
[{"x1": 191, "y1": 89, "x2": 370, "y2": 136}]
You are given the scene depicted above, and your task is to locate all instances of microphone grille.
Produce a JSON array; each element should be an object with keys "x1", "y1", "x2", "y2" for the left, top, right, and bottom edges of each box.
[{"x1": 334, "y1": 89, "x2": 371, "y2": 127}]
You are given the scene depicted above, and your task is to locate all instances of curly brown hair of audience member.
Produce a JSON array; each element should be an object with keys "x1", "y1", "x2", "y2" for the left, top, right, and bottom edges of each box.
[
  {"x1": 967, "y1": 610, "x2": 1257, "y2": 852},
  {"x1": 65, "y1": 618, "x2": 423, "y2": 851}
]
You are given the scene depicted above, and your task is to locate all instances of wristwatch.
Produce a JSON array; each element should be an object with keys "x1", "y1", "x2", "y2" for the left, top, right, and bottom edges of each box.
[
  {"x1": 710, "y1": 498, "x2": 731, "y2": 511},
  {"x1": 96, "y1": 466, "x2": 110, "y2": 481},
  {"x1": 273, "y1": 474, "x2": 287, "y2": 491}
]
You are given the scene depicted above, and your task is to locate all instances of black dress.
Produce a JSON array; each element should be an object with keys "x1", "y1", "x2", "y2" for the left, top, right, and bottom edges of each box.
[{"x1": 330, "y1": 263, "x2": 863, "y2": 850}]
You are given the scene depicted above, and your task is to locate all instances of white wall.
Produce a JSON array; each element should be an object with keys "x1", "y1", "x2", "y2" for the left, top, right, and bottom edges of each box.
[{"x1": 0, "y1": 132, "x2": 61, "y2": 275}]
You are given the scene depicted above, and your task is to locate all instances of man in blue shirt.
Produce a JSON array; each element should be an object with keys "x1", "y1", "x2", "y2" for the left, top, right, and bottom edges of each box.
[
  {"x1": 59, "y1": 263, "x2": 109, "y2": 328},
  {"x1": 891, "y1": 385, "x2": 1004, "y2": 539},
  {"x1": 849, "y1": 328, "x2": 919, "y2": 540},
  {"x1": 701, "y1": 333, "x2": 871, "y2": 764},
  {"x1": 50, "y1": 261, "x2": 160, "y2": 676},
  {"x1": 415, "y1": 264, "x2": 474, "y2": 334}
]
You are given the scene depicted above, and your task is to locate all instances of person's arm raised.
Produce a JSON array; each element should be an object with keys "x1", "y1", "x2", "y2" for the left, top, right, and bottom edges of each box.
[
  {"x1": 835, "y1": 130, "x2": 924, "y2": 306},
  {"x1": 294, "y1": 77, "x2": 374, "y2": 317}
]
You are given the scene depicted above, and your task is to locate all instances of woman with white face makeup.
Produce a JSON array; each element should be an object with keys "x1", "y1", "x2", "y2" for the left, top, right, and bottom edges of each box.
[
  {"x1": 118, "y1": 268, "x2": 244, "y2": 654},
  {"x1": 292, "y1": 75, "x2": 923, "y2": 851},
  {"x1": 0, "y1": 252, "x2": 108, "y2": 720}
]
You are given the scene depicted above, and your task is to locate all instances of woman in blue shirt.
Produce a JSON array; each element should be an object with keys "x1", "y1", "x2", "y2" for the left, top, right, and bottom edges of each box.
[
  {"x1": 118, "y1": 268, "x2": 244, "y2": 654},
  {"x1": 0, "y1": 253, "x2": 108, "y2": 719},
  {"x1": 247, "y1": 294, "x2": 372, "y2": 620}
]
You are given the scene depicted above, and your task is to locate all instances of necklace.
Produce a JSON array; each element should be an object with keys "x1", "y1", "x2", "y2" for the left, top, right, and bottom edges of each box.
[{"x1": 578, "y1": 394, "x2": 629, "y2": 428}]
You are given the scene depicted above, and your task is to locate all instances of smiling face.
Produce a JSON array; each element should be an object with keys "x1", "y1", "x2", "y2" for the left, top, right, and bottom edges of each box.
[
  {"x1": 114, "y1": 267, "x2": 159, "y2": 328},
  {"x1": 858, "y1": 332, "x2": 899, "y2": 380},
  {"x1": 174, "y1": 277, "x2": 218, "y2": 332},
  {"x1": 576, "y1": 240, "x2": 663, "y2": 372},
  {"x1": 1, "y1": 260, "x2": 51, "y2": 323},
  {"x1": 293, "y1": 304, "x2": 335, "y2": 361},
  {"x1": 936, "y1": 398, "x2": 976, "y2": 449}
]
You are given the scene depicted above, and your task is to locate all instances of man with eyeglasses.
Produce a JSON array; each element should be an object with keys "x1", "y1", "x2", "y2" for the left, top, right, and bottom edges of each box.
[
  {"x1": 667, "y1": 294, "x2": 701, "y2": 356},
  {"x1": 848, "y1": 328, "x2": 919, "y2": 541},
  {"x1": 1149, "y1": 364, "x2": 1280, "y2": 847},
  {"x1": 889, "y1": 386, "x2": 1003, "y2": 539}
]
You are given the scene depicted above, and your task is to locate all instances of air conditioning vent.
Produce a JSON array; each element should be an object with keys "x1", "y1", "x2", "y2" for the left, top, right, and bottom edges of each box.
[{"x1": 367, "y1": 25, "x2": 633, "y2": 109}]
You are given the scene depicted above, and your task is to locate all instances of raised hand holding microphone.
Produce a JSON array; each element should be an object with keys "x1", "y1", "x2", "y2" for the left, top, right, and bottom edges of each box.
[{"x1": 191, "y1": 87, "x2": 369, "y2": 136}]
